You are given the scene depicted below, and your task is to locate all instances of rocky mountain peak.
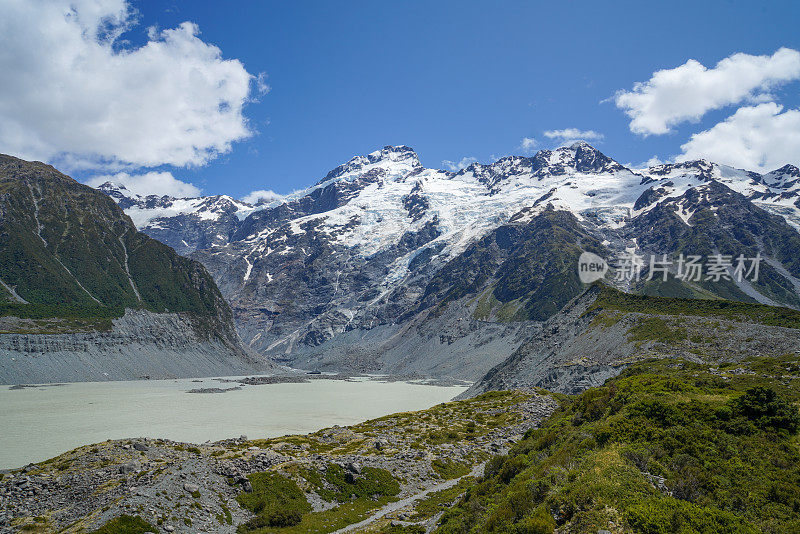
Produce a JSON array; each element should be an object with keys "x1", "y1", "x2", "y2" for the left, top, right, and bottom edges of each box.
[
  {"x1": 318, "y1": 145, "x2": 421, "y2": 185},
  {"x1": 95, "y1": 181, "x2": 136, "y2": 206},
  {"x1": 648, "y1": 159, "x2": 715, "y2": 178},
  {"x1": 97, "y1": 180, "x2": 129, "y2": 194},
  {"x1": 769, "y1": 164, "x2": 800, "y2": 178},
  {"x1": 527, "y1": 143, "x2": 626, "y2": 177},
  {"x1": 368, "y1": 144, "x2": 419, "y2": 163}
]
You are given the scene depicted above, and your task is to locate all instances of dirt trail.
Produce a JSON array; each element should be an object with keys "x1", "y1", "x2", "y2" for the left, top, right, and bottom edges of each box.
[{"x1": 333, "y1": 462, "x2": 486, "y2": 533}]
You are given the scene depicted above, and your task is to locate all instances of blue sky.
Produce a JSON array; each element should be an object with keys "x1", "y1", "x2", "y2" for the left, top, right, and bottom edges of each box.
[{"x1": 2, "y1": 0, "x2": 799, "y2": 199}]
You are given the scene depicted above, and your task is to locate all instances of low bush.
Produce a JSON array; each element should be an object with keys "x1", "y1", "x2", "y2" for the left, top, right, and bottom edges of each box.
[
  {"x1": 236, "y1": 472, "x2": 311, "y2": 531},
  {"x1": 90, "y1": 515, "x2": 157, "y2": 534}
]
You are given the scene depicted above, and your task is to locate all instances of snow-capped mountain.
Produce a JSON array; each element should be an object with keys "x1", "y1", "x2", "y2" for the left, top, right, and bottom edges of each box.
[
  {"x1": 96, "y1": 144, "x2": 800, "y2": 377},
  {"x1": 642, "y1": 160, "x2": 800, "y2": 228},
  {"x1": 97, "y1": 182, "x2": 257, "y2": 255}
]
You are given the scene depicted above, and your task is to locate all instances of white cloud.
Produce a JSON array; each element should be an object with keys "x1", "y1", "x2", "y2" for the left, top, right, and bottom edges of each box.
[
  {"x1": 87, "y1": 171, "x2": 201, "y2": 197},
  {"x1": 518, "y1": 137, "x2": 538, "y2": 155},
  {"x1": 255, "y1": 73, "x2": 271, "y2": 96},
  {"x1": 677, "y1": 102, "x2": 800, "y2": 172},
  {"x1": 644, "y1": 156, "x2": 665, "y2": 168},
  {"x1": 543, "y1": 128, "x2": 604, "y2": 144},
  {"x1": 442, "y1": 156, "x2": 478, "y2": 171},
  {"x1": 242, "y1": 189, "x2": 284, "y2": 205},
  {"x1": 0, "y1": 0, "x2": 258, "y2": 169},
  {"x1": 614, "y1": 48, "x2": 800, "y2": 135}
]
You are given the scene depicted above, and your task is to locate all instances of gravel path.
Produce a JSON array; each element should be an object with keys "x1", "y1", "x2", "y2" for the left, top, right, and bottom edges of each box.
[{"x1": 332, "y1": 462, "x2": 486, "y2": 533}]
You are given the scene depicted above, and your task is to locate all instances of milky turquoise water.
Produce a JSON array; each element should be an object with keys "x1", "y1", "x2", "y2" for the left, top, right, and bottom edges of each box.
[{"x1": 0, "y1": 376, "x2": 467, "y2": 469}]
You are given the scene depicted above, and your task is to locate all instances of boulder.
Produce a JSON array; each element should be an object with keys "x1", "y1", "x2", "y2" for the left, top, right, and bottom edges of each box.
[
  {"x1": 346, "y1": 461, "x2": 362, "y2": 474},
  {"x1": 119, "y1": 460, "x2": 140, "y2": 474}
]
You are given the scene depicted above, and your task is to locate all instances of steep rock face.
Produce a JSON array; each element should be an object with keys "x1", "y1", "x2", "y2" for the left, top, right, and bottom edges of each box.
[
  {"x1": 97, "y1": 144, "x2": 800, "y2": 373},
  {"x1": 417, "y1": 207, "x2": 609, "y2": 321},
  {"x1": 0, "y1": 154, "x2": 266, "y2": 381},
  {"x1": 275, "y1": 296, "x2": 543, "y2": 380}
]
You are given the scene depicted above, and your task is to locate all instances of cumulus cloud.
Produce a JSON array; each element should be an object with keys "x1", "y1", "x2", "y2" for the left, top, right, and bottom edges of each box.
[
  {"x1": 676, "y1": 102, "x2": 800, "y2": 172},
  {"x1": 0, "y1": 0, "x2": 257, "y2": 169},
  {"x1": 543, "y1": 128, "x2": 604, "y2": 144},
  {"x1": 86, "y1": 171, "x2": 201, "y2": 197},
  {"x1": 614, "y1": 48, "x2": 800, "y2": 135},
  {"x1": 442, "y1": 156, "x2": 478, "y2": 171},
  {"x1": 518, "y1": 137, "x2": 538, "y2": 155},
  {"x1": 242, "y1": 189, "x2": 284, "y2": 205}
]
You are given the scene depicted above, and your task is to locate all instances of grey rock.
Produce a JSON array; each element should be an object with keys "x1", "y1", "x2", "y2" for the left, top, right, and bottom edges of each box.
[
  {"x1": 118, "y1": 461, "x2": 140, "y2": 475},
  {"x1": 346, "y1": 461, "x2": 362, "y2": 474}
]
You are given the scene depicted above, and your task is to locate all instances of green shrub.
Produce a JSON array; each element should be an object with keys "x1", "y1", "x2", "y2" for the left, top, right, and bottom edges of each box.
[
  {"x1": 236, "y1": 472, "x2": 311, "y2": 531},
  {"x1": 728, "y1": 386, "x2": 800, "y2": 434},
  {"x1": 515, "y1": 506, "x2": 556, "y2": 534},
  {"x1": 431, "y1": 459, "x2": 471, "y2": 480},
  {"x1": 437, "y1": 357, "x2": 800, "y2": 533},
  {"x1": 626, "y1": 497, "x2": 758, "y2": 534},
  {"x1": 90, "y1": 515, "x2": 157, "y2": 534}
]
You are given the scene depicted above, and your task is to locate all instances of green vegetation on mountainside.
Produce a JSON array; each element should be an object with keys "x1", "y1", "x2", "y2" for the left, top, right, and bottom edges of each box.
[
  {"x1": 0, "y1": 154, "x2": 232, "y2": 333},
  {"x1": 593, "y1": 283, "x2": 800, "y2": 329},
  {"x1": 437, "y1": 357, "x2": 800, "y2": 533},
  {"x1": 424, "y1": 207, "x2": 608, "y2": 322},
  {"x1": 90, "y1": 515, "x2": 157, "y2": 534}
]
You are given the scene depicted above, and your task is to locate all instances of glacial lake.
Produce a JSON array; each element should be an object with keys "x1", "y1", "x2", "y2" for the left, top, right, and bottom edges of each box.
[{"x1": 0, "y1": 376, "x2": 468, "y2": 469}]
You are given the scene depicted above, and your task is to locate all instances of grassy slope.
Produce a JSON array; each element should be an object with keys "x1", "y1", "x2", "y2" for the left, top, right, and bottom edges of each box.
[
  {"x1": 436, "y1": 356, "x2": 800, "y2": 534},
  {"x1": 592, "y1": 283, "x2": 800, "y2": 330}
]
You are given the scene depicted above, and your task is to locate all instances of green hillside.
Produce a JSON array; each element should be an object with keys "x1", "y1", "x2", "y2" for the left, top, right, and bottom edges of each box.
[
  {"x1": 437, "y1": 355, "x2": 800, "y2": 534},
  {"x1": 0, "y1": 154, "x2": 234, "y2": 337}
]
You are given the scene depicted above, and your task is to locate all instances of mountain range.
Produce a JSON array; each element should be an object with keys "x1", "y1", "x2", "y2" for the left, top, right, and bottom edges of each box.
[{"x1": 96, "y1": 143, "x2": 800, "y2": 380}]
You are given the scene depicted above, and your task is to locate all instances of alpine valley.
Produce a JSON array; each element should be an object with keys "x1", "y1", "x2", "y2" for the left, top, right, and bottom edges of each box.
[
  {"x1": 97, "y1": 143, "x2": 800, "y2": 383},
  {"x1": 5, "y1": 145, "x2": 800, "y2": 534}
]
